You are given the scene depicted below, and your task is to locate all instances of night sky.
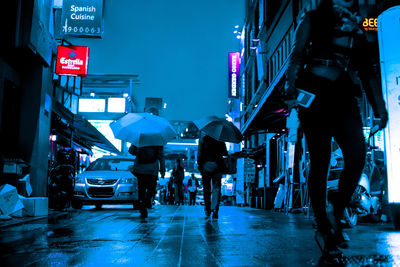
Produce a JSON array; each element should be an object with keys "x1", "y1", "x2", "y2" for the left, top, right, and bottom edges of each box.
[{"x1": 70, "y1": 0, "x2": 245, "y2": 121}]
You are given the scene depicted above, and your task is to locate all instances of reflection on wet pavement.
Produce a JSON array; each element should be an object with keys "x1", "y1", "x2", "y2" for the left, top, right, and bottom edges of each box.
[{"x1": 0, "y1": 205, "x2": 399, "y2": 266}]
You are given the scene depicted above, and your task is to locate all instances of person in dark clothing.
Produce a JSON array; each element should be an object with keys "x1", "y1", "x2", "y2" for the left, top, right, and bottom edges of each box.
[
  {"x1": 172, "y1": 159, "x2": 185, "y2": 205},
  {"x1": 284, "y1": 0, "x2": 388, "y2": 258},
  {"x1": 187, "y1": 173, "x2": 199, "y2": 206},
  {"x1": 197, "y1": 134, "x2": 228, "y2": 219},
  {"x1": 168, "y1": 176, "x2": 175, "y2": 205},
  {"x1": 129, "y1": 145, "x2": 165, "y2": 219}
]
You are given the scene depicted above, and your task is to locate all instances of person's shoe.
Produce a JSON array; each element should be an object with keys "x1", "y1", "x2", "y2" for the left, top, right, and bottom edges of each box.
[
  {"x1": 315, "y1": 230, "x2": 342, "y2": 260},
  {"x1": 205, "y1": 211, "x2": 211, "y2": 218},
  {"x1": 334, "y1": 229, "x2": 350, "y2": 249},
  {"x1": 212, "y1": 212, "x2": 219, "y2": 219},
  {"x1": 140, "y1": 203, "x2": 148, "y2": 219}
]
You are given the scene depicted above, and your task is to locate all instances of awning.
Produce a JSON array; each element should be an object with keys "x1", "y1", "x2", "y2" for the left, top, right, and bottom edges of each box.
[
  {"x1": 240, "y1": 60, "x2": 289, "y2": 135},
  {"x1": 52, "y1": 100, "x2": 120, "y2": 154}
]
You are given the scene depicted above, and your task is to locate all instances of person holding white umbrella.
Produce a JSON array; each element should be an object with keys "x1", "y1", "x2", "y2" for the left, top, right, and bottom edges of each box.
[
  {"x1": 110, "y1": 113, "x2": 176, "y2": 219},
  {"x1": 128, "y1": 144, "x2": 165, "y2": 219}
]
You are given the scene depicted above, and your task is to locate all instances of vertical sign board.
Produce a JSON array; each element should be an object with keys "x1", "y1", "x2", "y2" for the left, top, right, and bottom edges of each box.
[
  {"x1": 61, "y1": 0, "x2": 104, "y2": 37},
  {"x1": 378, "y1": 6, "x2": 400, "y2": 203},
  {"x1": 229, "y1": 52, "x2": 240, "y2": 98},
  {"x1": 55, "y1": 46, "x2": 89, "y2": 77}
]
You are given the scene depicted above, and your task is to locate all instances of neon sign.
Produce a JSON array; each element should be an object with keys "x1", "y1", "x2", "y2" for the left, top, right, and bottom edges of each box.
[
  {"x1": 362, "y1": 17, "x2": 377, "y2": 32},
  {"x1": 229, "y1": 52, "x2": 240, "y2": 98},
  {"x1": 55, "y1": 46, "x2": 89, "y2": 77}
]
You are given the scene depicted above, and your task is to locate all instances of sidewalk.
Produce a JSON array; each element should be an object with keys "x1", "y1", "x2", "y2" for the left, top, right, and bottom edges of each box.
[
  {"x1": 1, "y1": 205, "x2": 400, "y2": 266},
  {"x1": 0, "y1": 210, "x2": 68, "y2": 229}
]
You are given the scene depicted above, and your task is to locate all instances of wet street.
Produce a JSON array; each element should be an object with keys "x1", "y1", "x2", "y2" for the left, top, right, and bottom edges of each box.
[{"x1": 1, "y1": 205, "x2": 400, "y2": 266}]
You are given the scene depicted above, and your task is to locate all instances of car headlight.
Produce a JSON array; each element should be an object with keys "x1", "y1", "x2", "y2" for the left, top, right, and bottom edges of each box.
[
  {"x1": 121, "y1": 178, "x2": 134, "y2": 184},
  {"x1": 75, "y1": 176, "x2": 85, "y2": 183}
]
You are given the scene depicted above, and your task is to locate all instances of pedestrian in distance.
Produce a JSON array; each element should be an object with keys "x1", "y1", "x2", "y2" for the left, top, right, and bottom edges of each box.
[
  {"x1": 129, "y1": 145, "x2": 165, "y2": 219},
  {"x1": 284, "y1": 0, "x2": 388, "y2": 261},
  {"x1": 172, "y1": 159, "x2": 185, "y2": 205},
  {"x1": 168, "y1": 175, "x2": 175, "y2": 205},
  {"x1": 188, "y1": 173, "x2": 199, "y2": 206},
  {"x1": 197, "y1": 134, "x2": 228, "y2": 219}
]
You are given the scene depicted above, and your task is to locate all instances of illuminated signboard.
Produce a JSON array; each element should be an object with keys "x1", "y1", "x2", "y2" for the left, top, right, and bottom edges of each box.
[
  {"x1": 378, "y1": 6, "x2": 400, "y2": 203},
  {"x1": 107, "y1": 98, "x2": 126, "y2": 113},
  {"x1": 56, "y1": 46, "x2": 89, "y2": 77},
  {"x1": 61, "y1": 0, "x2": 104, "y2": 37},
  {"x1": 362, "y1": 17, "x2": 377, "y2": 32},
  {"x1": 229, "y1": 52, "x2": 240, "y2": 98},
  {"x1": 78, "y1": 98, "x2": 105, "y2": 112}
]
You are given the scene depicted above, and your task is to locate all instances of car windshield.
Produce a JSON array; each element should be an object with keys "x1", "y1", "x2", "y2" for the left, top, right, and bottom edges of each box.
[{"x1": 86, "y1": 159, "x2": 134, "y2": 171}]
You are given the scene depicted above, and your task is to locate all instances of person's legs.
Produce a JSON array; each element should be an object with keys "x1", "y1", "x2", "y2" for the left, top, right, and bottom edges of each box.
[
  {"x1": 211, "y1": 172, "x2": 222, "y2": 218},
  {"x1": 136, "y1": 174, "x2": 148, "y2": 218},
  {"x1": 174, "y1": 183, "x2": 180, "y2": 204},
  {"x1": 193, "y1": 191, "x2": 197, "y2": 205},
  {"x1": 189, "y1": 192, "x2": 194, "y2": 205},
  {"x1": 145, "y1": 175, "x2": 157, "y2": 210},
  {"x1": 299, "y1": 94, "x2": 339, "y2": 255},
  {"x1": 332, "y1": 103, "x2": 366, "y2": 246},
  {"x1": 202, "y1": 173, "x2": 211, "y2": 216},
  {"x1": 179, "y1": 184, "x2": 184, "y2": 205}
]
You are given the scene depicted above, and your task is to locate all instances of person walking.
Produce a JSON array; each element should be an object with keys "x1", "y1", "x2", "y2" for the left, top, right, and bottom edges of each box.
[
  {"x1": 129, "y1": 145, "x2": 165, "y2": 219},
  {"x1": 284, "y1": 0, "x2": 388, "y2": 259},
  {"x1": 187, "y1": 173, "x2": 199, "y2": 206},
  {"x1": 197, "y1": 134, "x2": 228, "y2": 219},
  {"x1": 168, "y1": 175, "x2": 175, "y2": 205},
  {"x1": 172, "y1": 159, "x2": 185, "y2": 205}
]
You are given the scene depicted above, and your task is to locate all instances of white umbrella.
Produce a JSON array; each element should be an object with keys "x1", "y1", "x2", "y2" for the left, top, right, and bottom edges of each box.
[
  {"x1": 193, "y1": 116, "x2": 242, "y2": 143},
  {"x1": 110, "y1": 113, "x2": 176, "y2": 147}
]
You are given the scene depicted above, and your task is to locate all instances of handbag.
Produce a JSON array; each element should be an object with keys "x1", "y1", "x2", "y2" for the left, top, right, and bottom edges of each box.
[
  {"x1": 203, "y1": 161, "x2": 219, "y2": 173},
  {"x1": 220, "y1": 156, "x2": 237, "y2": 175}
]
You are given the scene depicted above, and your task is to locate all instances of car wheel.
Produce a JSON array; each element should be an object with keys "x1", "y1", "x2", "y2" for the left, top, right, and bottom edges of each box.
[
  {"x1": 95, "y1": 203, "x2": 102, "y2": 209},
  {"x1": 71, "y1": 200, "x2": 83, "y2": 209}
]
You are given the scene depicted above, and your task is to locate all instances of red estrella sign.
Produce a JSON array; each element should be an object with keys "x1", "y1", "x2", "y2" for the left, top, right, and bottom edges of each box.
[{"x1": 55, "y1": 45, "x2": 89, "y2": 77}]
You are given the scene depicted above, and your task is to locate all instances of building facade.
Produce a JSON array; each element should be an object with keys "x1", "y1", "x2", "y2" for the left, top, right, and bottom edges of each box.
[{"x1": 236, "y1": 0, "x2": 387, "y2": 210}]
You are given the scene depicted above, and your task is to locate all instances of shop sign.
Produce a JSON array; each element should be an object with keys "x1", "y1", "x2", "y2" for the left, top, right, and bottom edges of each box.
[
  {"x1": 55, "y1": 46, "x2": 89, "y2": 77},
  {"x1": 229, "y1": 52, "x2": 240, "y2": 98},
  {"x1": 378, "y1": 6, "x2": 400, "y2": 203},
  {"x1": 61, "y1": 0, "x2": 104, "y2": 37},
  {"x1": 362, "y1": 17, "x2": 377, "y2": 32}
]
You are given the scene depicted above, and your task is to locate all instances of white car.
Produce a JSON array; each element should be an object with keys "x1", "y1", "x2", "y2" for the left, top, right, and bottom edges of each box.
[{"x1": 72, "y1": 156, "x2": 139, "y2": 209}]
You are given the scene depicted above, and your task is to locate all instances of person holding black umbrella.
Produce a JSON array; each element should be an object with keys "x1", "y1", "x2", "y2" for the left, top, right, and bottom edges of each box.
[
  {"x1": 194, "y1": 116, "x2": 242, "y2": 219},
  {"x1": 197, "y1": 134, "x2": 228, "y2": 219}
]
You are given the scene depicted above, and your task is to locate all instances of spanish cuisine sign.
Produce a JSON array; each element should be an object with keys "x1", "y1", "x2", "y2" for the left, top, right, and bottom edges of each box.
[
  {"x1": 55, "y1": 46, "x2": 89, "y2": 77},
  {"x1": 61, "y1": 0, "x2": 104, "y2": 37}
]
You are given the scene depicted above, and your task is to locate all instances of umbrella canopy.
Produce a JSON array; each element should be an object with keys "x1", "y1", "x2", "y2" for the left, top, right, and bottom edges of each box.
[
  {"x1": 110, "y1": 113, "x2": 177, "y2": 147},
  {"x1": 193, "y1": 116, "x2": 242, "y2": 143}
]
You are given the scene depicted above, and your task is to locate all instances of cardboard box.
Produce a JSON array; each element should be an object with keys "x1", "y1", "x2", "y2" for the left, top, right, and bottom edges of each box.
[
  {"x1": 0, "y1": 184, "x2": 20, "y2": 215},
  {"x1": 21, "y1": 197, "x2": 48, "y2": 217},
  {"x1": 17, "y1": 175, "x2": 33, "y2": 197},
  {"x1": 10, "y1": 199, "x2": 24, "y2": 217}
]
